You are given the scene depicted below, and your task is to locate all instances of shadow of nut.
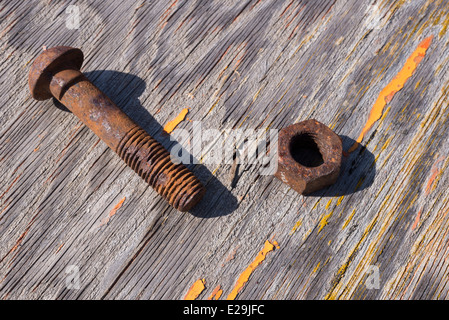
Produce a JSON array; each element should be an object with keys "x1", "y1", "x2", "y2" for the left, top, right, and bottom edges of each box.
[{"x1": 274, "y1": 119, "x2": 342, "y2": 194}]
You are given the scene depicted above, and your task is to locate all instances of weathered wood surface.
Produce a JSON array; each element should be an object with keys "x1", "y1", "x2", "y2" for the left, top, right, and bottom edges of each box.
[{"x1": 1, "y1": 0, "x2": 449, "y2": 300}]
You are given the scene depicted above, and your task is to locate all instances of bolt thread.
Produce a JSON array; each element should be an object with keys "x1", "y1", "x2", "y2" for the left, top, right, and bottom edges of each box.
[{"x1": 116, "y1": 127, "x2": 205, "y2": 212}]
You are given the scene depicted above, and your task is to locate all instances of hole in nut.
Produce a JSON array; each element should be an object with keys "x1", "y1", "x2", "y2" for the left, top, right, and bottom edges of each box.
[{"x1": 289, "y1": 133, "x2": 324, "y2": 167}]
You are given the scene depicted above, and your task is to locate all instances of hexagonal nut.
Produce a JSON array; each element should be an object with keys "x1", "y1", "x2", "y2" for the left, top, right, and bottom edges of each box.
[{"x1": 274, "y1": 119, "x2": 342, "y2": 194}]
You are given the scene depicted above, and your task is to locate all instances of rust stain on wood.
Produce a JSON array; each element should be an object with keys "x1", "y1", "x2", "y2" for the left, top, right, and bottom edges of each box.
[
  {"x1": 222, "y1": 245, "x2": 240, "y2": 267},
  {"x1": 99, "y1": 197, "x2": 126, "y2": 227},
  {"x1": 207, "y1": 284, "x2": 223, "y2": 300},
  {"x1": 0, "y1": 209, "x2": 41, "y2": 265},
  {"x1": 5, "y1": 229, "x2": 30, "y2": 260},
  {"x1": 55, "y1": 243, "x2": 64, "y2": 253},
  {"x1": 87, "y1": 138, "x2": 101, "y2": 153},
  {"x1": 159, "y1": 0, "x2": 178, "y2": 30},
  {"x1": 0, "y1": 173, "x2": 22, "y2": 202}
]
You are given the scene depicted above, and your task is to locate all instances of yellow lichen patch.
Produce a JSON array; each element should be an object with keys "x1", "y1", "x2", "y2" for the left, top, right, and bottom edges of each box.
[
  {"x1": 342, "y1": 209, "x2": 356, "y2": 230},
  {"x1": 312, "y1": 199, "x2": 321, "y2": 210},
  {"x1": 325, "y1": 260, "x2": 351, "y2": 300},
  {"x1": 414, "y1": 79, "x2": 422, "y2": 90},
  {"x1": 289, "y1": 219, "x2": 302, "y2": 235},
  {"x1": 354, "y1": 176, "x2": 366, "y2": 192},
  {"x1": 184, "y1": 278, "x2": 206, "y2": 300},
  {"x1": 163, "y1": 107, "x2": 189, "y2": 134},
  {"x1": 325, "y1": 201, "x2": 383, "y2": 300},
  {"x1": 349, "y1": 36, "x2": 433, "y2": 152},
  {"x1": 381, "y1": 136, "x2": 393, "y2": 151},
  {"x1": 336, "y1": 195, "x2": 344, "y2": 206},
  {"x1": 318, "y1": 210, "x2": 334, "y2": 233},
  {"x1": 208, "y1": 97, "x2": 221, "y2": 114},
  {"x1": 313, "y1": 262, "x2": 321, "y2": 273},
  {"x1": 302, "y1": 229, "x2": 312, "y2": 241},
  {"x1": 226, "y1": 240, "x2": 276, "y2": 300},
  {"x1": 438, "y1": 11, "x2": 449, "y2": 38}
]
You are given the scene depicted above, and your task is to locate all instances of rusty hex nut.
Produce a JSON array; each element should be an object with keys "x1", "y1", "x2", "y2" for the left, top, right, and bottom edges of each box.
[{"x1": 274, "y1": 119, "x2": 342, "y2": 194}]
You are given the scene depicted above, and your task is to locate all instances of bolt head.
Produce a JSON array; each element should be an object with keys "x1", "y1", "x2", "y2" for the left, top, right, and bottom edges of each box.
[
  {"x1": 275, "y1": 119, "x2": 342, "y2": 194},
  {"x1": 28, "y1": 46, "x2": 84, "y2": 101}
]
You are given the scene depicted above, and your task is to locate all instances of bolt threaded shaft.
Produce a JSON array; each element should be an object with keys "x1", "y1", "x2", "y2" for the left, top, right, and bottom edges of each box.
[{"x1": 116, "y1": 127, "x2": 204, "y2": 211}]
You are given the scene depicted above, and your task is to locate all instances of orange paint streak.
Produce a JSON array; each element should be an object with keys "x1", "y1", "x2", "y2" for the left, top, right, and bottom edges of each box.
[
  {"x1": 226, "y1": 240, "x2": 276, "y2": 300},
  {"x1": 349, "y1": 36, "x2": 433, "y2": 152},
  {"x1": 207, "y1": 285, "x2": 223, "y2": 300},
  {"x1": 412, "y1": 208, "x2": 422, "y2": 231},
  {"x1": 99, "y1": 197, "x2": 126, "y2": 227},
  {"x1": 163, "y1": 108, "x2": 189, "y2": 134},
  {"x1": 425, "y1": 167, "x2": 440, "y2": 194},
  {"x1": 184, "y1": 278, "x2": 205, "y2": 300},
  {"x1": 425, "y1": 156, "x2": 445, "y2": 195}
]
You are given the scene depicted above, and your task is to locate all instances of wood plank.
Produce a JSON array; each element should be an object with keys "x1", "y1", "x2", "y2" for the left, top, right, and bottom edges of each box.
[{"x1": 1, "y1": 0, "x2": 449, "y2": 299}]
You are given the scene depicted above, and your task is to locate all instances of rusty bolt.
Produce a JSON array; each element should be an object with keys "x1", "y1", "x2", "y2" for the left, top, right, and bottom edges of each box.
[
  {"x1": 28, "y1": 46, "x2": 205, "y2": 212},
  {"x1": 274, "y1": 119, "x2": 342, "y2": 194}
]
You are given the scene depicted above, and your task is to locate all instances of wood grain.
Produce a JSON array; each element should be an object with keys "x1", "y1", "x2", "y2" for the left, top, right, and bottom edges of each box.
[{"x1": 1, "y1": 0, "x2": 449, "y2": 299}]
